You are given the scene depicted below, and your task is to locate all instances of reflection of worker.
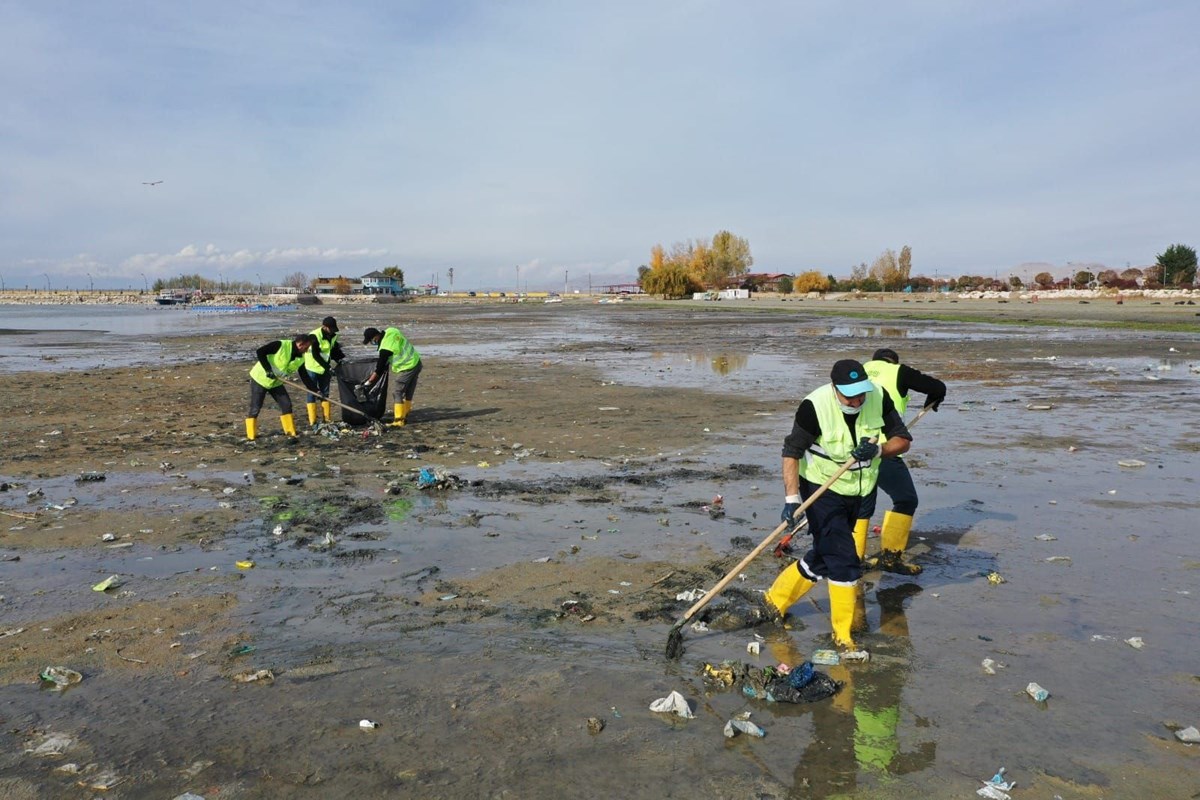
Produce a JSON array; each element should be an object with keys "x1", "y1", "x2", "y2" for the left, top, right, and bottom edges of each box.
[
  {"x1": 362, "y1": 326, "x2": 422, "y2": 427},
  {"x1": 245, "y1": 334, "x2": 317, "y2": 441},
  {"x1": 857, "y1": 348, "x2": 946, "y2": 575},
  {"x1": 781, "y1": 585, "x2": 935, "y2": 797},
  {"x1": 302, "y1": 316, "x2": 345, "y2": 426},
  {"x1": 760, "y1": 360, "x2": 911, "y2": 654}
]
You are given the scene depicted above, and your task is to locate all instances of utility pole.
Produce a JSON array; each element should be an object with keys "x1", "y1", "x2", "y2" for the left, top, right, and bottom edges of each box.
[
  {"x1": 448, "y1": 267, "x2": 454, "y2": 292},
  {"x1": 515, "y1": 265, "x2": 520, "y2": 295},
  {"x1": 564, "y1": 270, "x2": 568, "y2": 295}
]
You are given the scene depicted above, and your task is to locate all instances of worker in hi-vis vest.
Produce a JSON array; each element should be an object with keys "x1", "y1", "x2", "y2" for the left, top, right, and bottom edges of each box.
[
  {"x1": 362, "y1": 326, "x2": 423, "y2": 427},
  {"x1": 246, "y1": 333, "x2": 318, "y2": 441},
  {"x1": 302, "y1": 316, "x2": 346, "y2": 426},
  {"x1": 857, "y1": 347, "x2": 946, "y2": 576},
  {"x1": 756, "y1": 359, "x2": 912, "y2": 657}
]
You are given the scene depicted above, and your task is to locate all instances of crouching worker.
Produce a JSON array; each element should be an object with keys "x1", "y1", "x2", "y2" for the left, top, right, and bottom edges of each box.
[
  {"x1": 362, "y1": 326, "x2": 422, "y2": 427},
  {"x1": 758, "y1": 359, "x2": 912, "y2": 656},
  {"x1": 303, "y1": 316, "x2": 345, "y2": 426},
  {"x1": 245, "y1": 333, "x2": 318, "y2": 440}
]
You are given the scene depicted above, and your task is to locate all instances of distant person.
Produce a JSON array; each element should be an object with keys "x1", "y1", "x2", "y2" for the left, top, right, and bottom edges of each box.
[
  {"x1": 759, "y1": 359, "x2": 911, "y2": 655},
  {"x1": 245, "y1": 333, "x2": 318, "y2": 441},
  {"x1": 362, "y1": 326, "x2": 423, "y2": 427},
  {"x1": 302, "y1": 316, "x2": 345, "y2": 426},
  {"x1": 857, "y1": 348, "x2": 946, "y2": 575}
]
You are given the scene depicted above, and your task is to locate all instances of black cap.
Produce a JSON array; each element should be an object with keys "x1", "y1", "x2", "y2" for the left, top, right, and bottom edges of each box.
[
  {"x1": 830, "y1": 359, "x2": 875, "y2": 396},
  {"x1": 322, "y1": 316, "x2": 338, "y2": 332},
  {"x1": 362, "y1": 327, "x2": 381, "y2": 345},
  {"x1": 872, "y1": 348, "x2": 899, "y2": 364}
]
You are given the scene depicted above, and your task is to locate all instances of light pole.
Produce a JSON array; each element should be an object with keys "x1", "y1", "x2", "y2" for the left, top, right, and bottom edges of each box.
[
  {"x1": 515, "y1": 265, "x2": 520, "y2": 295},
  {"x1": 140, "y1": 272, "x2": 147, "y2": 292},
  {"x1": 564, "y1": 270, "x2": 568, "y2": 295},
  {"x1": 256, "y1": 273, "x2": 262, "y2": 295},
  {"x1": 448, "y1": 267, "x2": 454, "y2": 292},
  {"x1": 87, "y1": 272, "x2": 93, "y2": 292},
  {"x1": 43, "y1": 273, "x2": 50, "y2": 292}
]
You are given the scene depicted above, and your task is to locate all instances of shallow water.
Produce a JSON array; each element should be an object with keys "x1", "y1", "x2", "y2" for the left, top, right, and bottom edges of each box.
[{"x1": 1, "y1": 306, "x2": 1198, "y2": 798}]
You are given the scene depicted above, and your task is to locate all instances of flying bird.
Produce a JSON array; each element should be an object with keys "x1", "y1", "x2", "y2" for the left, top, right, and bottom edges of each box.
[{"x1": 142, "y1": 180, "x2": 163, "y2": 186}]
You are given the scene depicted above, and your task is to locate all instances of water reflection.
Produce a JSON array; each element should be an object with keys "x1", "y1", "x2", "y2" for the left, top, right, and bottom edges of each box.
[
  {"x1": 795, "y1": 326, "x2": 912, "y2": 339},
  {"x1": 770, "y1": 584, "x2": 934, "y2": 797},
  {"x1": 648, "y1": 352, "x2": 750, "y2": 375}
]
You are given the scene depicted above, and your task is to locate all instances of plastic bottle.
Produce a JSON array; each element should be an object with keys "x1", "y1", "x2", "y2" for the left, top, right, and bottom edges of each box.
[{"x1": 1026, "y1": 682, "x2": 1049, "y2": 702}]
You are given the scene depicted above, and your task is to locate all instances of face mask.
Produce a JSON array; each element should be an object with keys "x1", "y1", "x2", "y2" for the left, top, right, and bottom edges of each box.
[{"x1": 839, "y1": 402, "x2": 861, "y2": 415}]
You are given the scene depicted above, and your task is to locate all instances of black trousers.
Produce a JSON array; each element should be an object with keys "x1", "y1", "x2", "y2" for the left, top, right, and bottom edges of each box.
[
  {"x1": 249, "y1": 381, "x2": 292, "y2": 417},
  {"x1": 796, "y1": 479, "x2": 866, "y2": 584},
  {"x1": 856, "y1": 456, "x2": 918, "y2": 518}
]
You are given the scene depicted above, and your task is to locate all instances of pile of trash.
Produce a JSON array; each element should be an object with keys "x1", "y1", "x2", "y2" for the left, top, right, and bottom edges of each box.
[
  {"x1": 703, "y1": 660, "x2": 842, "y2": 704},
  {"x1": 409, "y1": 467, "x2": 466, "y2": 491},
  {"x1": 311, "y1": 421, "x2": 382, "y2": 440}
]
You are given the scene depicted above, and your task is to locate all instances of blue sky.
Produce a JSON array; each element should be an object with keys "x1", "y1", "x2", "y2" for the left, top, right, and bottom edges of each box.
[{"x1": 2, "y1": 0, "x2": 1197, "y2": 290}]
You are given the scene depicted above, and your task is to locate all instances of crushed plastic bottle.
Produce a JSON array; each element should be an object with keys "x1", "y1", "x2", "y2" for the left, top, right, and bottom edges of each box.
[{"x1": 1026, "y1": 682, "x2": 1049, "y2": 702}]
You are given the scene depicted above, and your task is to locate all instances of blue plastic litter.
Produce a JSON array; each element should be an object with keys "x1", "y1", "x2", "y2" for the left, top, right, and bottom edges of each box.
[
  {"x1": 417, "y1": 468, "x2": 438, "y2": 488},
  {"x1": 788, "y1": 661, "x2": 816, "y2": 689}
]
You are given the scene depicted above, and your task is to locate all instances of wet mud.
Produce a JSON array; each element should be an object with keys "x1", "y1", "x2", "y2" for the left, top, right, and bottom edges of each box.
[{"x1": 1, "y1": 300, "x2": 1198, "y2": 798}]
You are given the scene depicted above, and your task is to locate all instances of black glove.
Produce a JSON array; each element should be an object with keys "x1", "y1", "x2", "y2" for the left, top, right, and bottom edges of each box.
[
  {"x1": 850, "y1": 437, "x2": 878, "y2": 462},
  {"x1": 925, "y1": 393, "x2": 944, "y2": 412},
  {"x1": 781, "y1": 501, "x2": 801, "y2": 526}
]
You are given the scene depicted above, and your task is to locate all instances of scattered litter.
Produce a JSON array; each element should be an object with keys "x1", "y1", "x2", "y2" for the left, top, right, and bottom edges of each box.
[
  {"x1": 977, "y1": 783, "x2": 1012, "y2": 800},
  {"x1": 173, "y1": 794, "x2": 207, "y2": 800},
  {"x1": 981, "y1": 658, "x2": 998, "y2": 675},
  {"x1": 597, "y1": 406, "x2": 620, "y2": 411},
  {"x1": 92, "y1": 575, "x2": 123, "y2": 592},
  {"x1": 101, "y1": 533, "x2": 117, "y2": 542},
  {"x1": 229, "y1": 644, "x2": 256, "y2": 657},
  {"x1": 675, "y1": 589, "x2": 706, "y2": 602},
  {"x1": 1032, "y1": 355, "x2": 1058, "y2": 361},
  {"x1": 1117, "y1": 459, "x2": 1146, "y2": 468},
  {"x1": 1026, "y1": 404, "x2": 1053, "y2": 411},
  {"x1": 649, "y1": 690, "x2": 694, "y2": 718},
  {"x1": 713, "y1": 660, "x2": 842, "y2": 704},
  {"x1": 1125, "y1": 637, "x2": 1144, "y2": 649},
  {"x1": 1034, "y1": 534, "x2": 1057, "y2": 541},
  {"x1": 273, "y1": 524, "x2": 285, "y2": 536},
  {"x1": 746, "y1": 641, "x2": 761, "y2": 656},
  {"x1": 587, "y1": 717, "x2": 605, "y2": 734},
  {"x1": 1025, "y1": 682, "x2": 1049, "y2": 702},
  {"x1": 235, "y1": 560, "x2": 255, "y2": 569},
  {"x1": 1174, "y1": 725, "x2": 1200, "y2": 743},
  {"x1": 222, "y1": 487, "x2": 236, "y2": 495},
  {"x1": 690, "y1": 621, "x2": 709, "y2": 632},
  {"x1": 1044, "y1": 556, "x2": 1072, "y2": 564},
  {"x1": 231, "y1": 669, "x2": 274, "y2": 683},
  {"x1": 986, "y1": 571, "x2": 1006, "y2": 585},
  {"x1": 724, "y1": 719, "x2": 766, "y2": 738},
  {"x1": 532, "y1": 556, "x2": 552, "y2": 563},
  {"x1": 0, "y1": 627, "x2": 25, "y2": 638},
  {"x1": 982, "y1": 767, "x2": 1016, "y2": 794},
  {"x1": 476, "y1": 461, "x2": 491, "y2": 468},
  {"x1": 359, "y1": 719, "x2": 379, "y2": 729},
  {"x1": 76, "y1": 471, "x2": 106, "y2": 482},
  {"x1": 1107, "y1": 489, "x2": 1117, "y2": 495},
  {"x1": 81, "y1": 771, "x2": 125, "y2": 790},
  {"x1": 26, "y1": 732, "x2": 74, "y2": 756},
  {"x1": 40, "y1": 666, "x2": 83, "y2": 689},
  {"x1": 1090, "y1": 634, "x2": 1115, "y2": 642},
  {"x1": 438, "y1": 594, "x2": 459, "y2": 601},
  {"x1": 810, "y1": 650, "x2": 840, "y2": 666}
]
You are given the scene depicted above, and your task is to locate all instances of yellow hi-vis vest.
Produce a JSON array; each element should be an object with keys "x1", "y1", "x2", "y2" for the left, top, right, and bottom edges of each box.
[
  {"x1": 379, "y1": 327, "x2": 420, "y2": 372},
  {"x1": 797, "y1": 383, "x2": 884, "y2": 497},
  {"x1": 865, "y1": 359, "x2": 906, "y2": 414},
  {"x1": 303, "y1": 327, "x2": 337, "y2": 375},
  {"x1": 249, "y1": 340, "x2": 302, "y2": 389}
]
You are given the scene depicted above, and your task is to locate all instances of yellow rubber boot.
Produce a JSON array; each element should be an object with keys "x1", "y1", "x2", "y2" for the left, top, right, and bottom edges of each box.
[
  {"x1": 280, "y1": 413, "x2": 297, "y2": 437},
  {"x1": 764, "y1": 562, "x2": 816, "y2": 620},
  {"x1": 306, "y1": 402, "x2": 318, "y2": 426},
  {"x1": 853, "y1": 518, "x2": 869, "y2": 562},
  {"x1": 403, "y1": 399, "x2": 412, "y2": 421},
  {"x1": 245, "y1": 418, "x2": 257, "y2": 441},
  {"x1": 391, "y1": 402, "x2": 407, "y2": 427},
  {"x1": 852, "y1": 582, "x2": 869, "y2": 635},
  {"x1": 878, "y1": 511, "x2": 922, "y2": 575},
  {"x1": 828, "y1": 581, "x2": 863, "y2": 653},
  {"x1": 321, "y1": 400, "x2": 332, "y2": 423}
]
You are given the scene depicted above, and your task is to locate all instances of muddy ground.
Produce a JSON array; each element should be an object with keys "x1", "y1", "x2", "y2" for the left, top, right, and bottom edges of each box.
[{"x1": 1, "y1": 298, "x2": 1198, "y2": 799}]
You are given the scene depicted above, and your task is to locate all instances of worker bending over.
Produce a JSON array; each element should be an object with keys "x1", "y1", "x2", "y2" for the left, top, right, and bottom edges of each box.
[
  {"x1": 362, "y1": 325, "x2": 423, "y2": 427},
  {"x1": 245, "y1": 333, "x2": 318, "y2": 441}
]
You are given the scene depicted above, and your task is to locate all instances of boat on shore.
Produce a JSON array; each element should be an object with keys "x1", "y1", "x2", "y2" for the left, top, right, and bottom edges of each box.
[{"x1": 155, "y1": 289, "x2": 194, "y2": 306}]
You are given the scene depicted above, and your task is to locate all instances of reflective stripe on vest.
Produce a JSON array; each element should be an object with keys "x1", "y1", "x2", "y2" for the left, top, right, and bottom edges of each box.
[
  {"x1": 865, "y1": 359, "x2": 907, "y2": 414},
  {"x1": 798, "y1": 383, "x2": 884, "y2": 497},
  {"x1": 303, "y1": 327, "x2": 337, "y2": 374},
  {"x1": 249, "y1": 340, "x2": 301, "y2": 389},
  {"x1": 380, "y1": 327, "x2": 420, "y2": 372}
]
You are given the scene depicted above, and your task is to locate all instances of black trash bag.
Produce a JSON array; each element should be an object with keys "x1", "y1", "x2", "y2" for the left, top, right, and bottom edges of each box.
[
  {"x1": 703, "y1": 660, "x2": 843, "y2": 704},
  {"x1": 335, "y1": 358, "x2": 388, "y2": 426}
]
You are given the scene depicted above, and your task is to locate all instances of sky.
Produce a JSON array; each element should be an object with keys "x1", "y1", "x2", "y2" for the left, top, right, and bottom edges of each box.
[{"x1": 2, "y1": 0, "x2": 1197, "y2": 291}]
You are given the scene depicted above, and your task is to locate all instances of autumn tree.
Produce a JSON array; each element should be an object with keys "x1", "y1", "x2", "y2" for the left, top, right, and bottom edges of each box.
[
  {"x1": 1073, "y1": 270, "x2": 1095, "y2": 288},
  {"x1": 1157, "y1": 243, "x2": 1197, "y2": 286},
  {"x1": 710, "y1": 230, "x2": 754, "y2": 283},
  {"x1": 1096, "y1": 269, "x2": 1119, "y2": 286},
  {"x1": 777, "y1": 275, "x2": 794, "y2": 294},
  {"x1": 793, "y1": 271, "x2": 830, "y2": 294},
  {"x1": 1119, "y1": 267, "x2": 1143, "y2": 282},
  {"x1": 1009, "y1": 275, "x2": 1024, "y2": 289},
  {"x1": 641, "y1": 263, "x2": 699, "y2": 299},
  {"x1": 643, "y1": 231, "x2": 753, "y2": 293},
  {"x1": 897, "y1": 245, "x2": 913, "y2": 288},
  {"x1": 870, "y1": 249, "x2": 905, "y2": 291},
  {"x1": 332, "y1": 276, "x2": 352, "y2": 295},
  {"x1": 1033, "y1": 272, "x2": 1054, "y2": 289}
]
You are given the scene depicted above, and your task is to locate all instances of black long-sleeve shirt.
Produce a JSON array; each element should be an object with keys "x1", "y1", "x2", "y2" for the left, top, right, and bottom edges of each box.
[
  {"x1": 782, "y1": 390, "x2": 911, "y2": 459},
  {"x1": 255, "y1": 340, "x2": 316, "y2": 391},
  {"x1": 893, "y1": 363, "x2": 946, "y2": 407}
]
